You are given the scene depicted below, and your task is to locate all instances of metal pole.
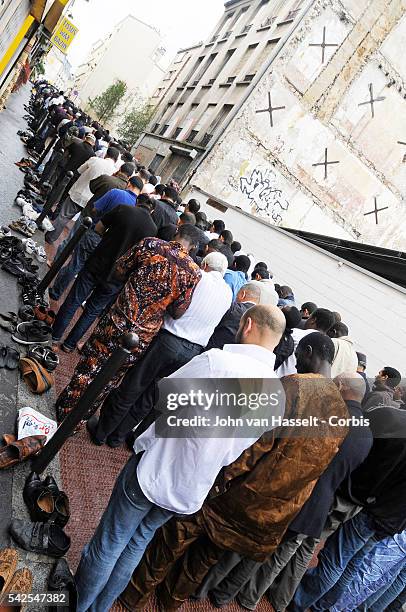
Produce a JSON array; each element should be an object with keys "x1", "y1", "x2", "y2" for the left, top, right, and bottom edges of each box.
[
  {"x1": 40, "y1": 147, "x2": 64, "y2": 184},
  {"x1": 37, "y1": 216, "x2": 93, "y2": 292},
  {"x1": 32, "y1": 333, "x2": 140, "y2": 474},
  {"x1": 35, "y1": 170, "x2": 73, "y2": 228},
  {"x1": 36, "y1": 134, "x2": 58, "y2": 167}
]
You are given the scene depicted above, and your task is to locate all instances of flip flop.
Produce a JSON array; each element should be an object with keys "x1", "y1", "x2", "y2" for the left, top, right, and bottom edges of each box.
[{"x1": 5, "y1": 347, "x2": 20, "y2": 370}]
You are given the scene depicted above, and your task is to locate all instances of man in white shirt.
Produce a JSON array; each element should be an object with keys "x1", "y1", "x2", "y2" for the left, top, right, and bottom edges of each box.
[
  {"x1": 329, "y1": 322, "x2": 358, "y2": 378},
  {"x1": 75, "y1": 304, "x2": 286, "y2": 612},
  {"x1": 45, "y1": 144, "x2": 120, "y2": 244},
  {"x1": 276, "y1": 307, "x2": 336, "y2": 377},
  {"x1": 87, "y1": 251, "x2": 233, "y2": 447}
]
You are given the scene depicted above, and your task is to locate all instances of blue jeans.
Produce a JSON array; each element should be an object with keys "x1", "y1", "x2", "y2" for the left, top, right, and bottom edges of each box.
[
  {"x1": 62, "y1": 277, "x2": 123, "y2": 349},
  {"x1": 50, "y1": 224, "x2": 100, "y2": 300},
  {"x1": 291, "y1": 511, "x2": 379, "y2": 612},
  {"x1": 75, "y1": 454, "x2": 173, "y2": 612},
  {"x1": 366, "y1": 564, "x2": 406, "y2": 612},
  {"x1": 331, "y1": 533, "x2": 406, "y2": 611},
  {"x1": 52, "y1": 268, "x2": 98, "y2": 342}
]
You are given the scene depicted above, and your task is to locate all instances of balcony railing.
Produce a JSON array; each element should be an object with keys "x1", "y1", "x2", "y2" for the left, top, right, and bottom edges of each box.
[{"x1": 241, "y1": 24, "x2": 252, "y2": 34}]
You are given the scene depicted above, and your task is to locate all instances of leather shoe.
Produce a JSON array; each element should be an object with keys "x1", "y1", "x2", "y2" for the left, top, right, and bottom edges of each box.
[
  {"x1": 0, "y1": 547, "x2": 18, "y2": 597},
  {"x1": 9, "y1": 519, "x2": 70, "y2": 558},
  {"x1": 86, "y1": 415, "x2": 105, "y2": 446},
  {"x1": 23, "y1": 472, "x2": 54, "y2": 523},
  {"x1": 0, "y1": 435, "x2": 46, "y2": 470},
  {"x1": 48, "y1": 559, "x2": 77, "y2": 612},
  {"x1": 44, "y1": 476, "x2": 70, "y2": 528}
]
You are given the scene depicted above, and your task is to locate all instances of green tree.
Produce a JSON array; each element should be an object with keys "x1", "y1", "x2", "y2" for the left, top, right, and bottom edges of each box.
[
  {"x1": 118, "y1": 100, "x2": 155, "y2": 147},
  {"x1": 88, "y1": 79, "x2": 127, "y2": 123}
]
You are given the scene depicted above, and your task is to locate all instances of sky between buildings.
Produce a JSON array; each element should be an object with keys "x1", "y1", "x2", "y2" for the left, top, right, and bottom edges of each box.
[{"x1": 67, "y1": 0, "x2": 225, "y2": 71}]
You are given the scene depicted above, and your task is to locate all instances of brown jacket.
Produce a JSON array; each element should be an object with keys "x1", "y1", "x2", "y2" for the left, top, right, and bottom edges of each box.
[{"x1": 198, "y1": 374, "x2": 349, "y2": 561}]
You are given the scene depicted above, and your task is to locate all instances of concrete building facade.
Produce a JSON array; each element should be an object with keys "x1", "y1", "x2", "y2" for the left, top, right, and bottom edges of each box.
[
  {"x1": 73, "y1": 15, "x2": 167, "y2": 130},
  {"x1": 44, "y1": 45, "x2": 73, "y2": 89},
  {"x1": 137, "y1": 0, "x2": 406, "y2": 253},
  {"x1": 135, "y1": 0, "x2": 307, "y2": 182}
]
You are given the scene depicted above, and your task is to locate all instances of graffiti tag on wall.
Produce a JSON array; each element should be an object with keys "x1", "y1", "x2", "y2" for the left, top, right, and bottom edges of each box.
[{"x1": 240, "y1": 168, "x2": 290, "y2": 224}]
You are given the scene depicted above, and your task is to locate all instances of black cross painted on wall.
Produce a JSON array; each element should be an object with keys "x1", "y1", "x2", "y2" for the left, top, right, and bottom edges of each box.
[
  {"x1": 364, "y1": 196, "x2": 389, "y2": 225},
  {"x1": 256, "y1": 92, "x2": 286, "y2": 128},
  {"x1": 309, "y1": 27, "x2": 339, "y2": 64},
  {"x1": 312, "y1": 148, "x2": 340, "y2": 180},
  {"x1": 358, "y1": 83, "x2": 386, "y2": 118}
]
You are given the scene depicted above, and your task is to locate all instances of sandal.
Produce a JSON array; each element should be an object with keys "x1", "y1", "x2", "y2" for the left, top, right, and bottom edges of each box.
[{"x1": 19, "y1": 357, "x2": 54, "y2": 394}]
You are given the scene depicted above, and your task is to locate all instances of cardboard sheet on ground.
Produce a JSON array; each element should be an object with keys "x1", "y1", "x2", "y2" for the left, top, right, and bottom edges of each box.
[{"x1": 18, "y1": 407, "x2": 57, "y2": 442}]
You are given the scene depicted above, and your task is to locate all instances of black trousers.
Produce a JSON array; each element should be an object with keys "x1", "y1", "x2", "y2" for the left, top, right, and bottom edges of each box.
[{"x1": 96, "y1": 330, "x2": 203, "y2": 445}]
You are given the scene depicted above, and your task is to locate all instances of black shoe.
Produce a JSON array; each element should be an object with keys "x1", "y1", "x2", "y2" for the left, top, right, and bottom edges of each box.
[
  {"x1": 43, "y1": 475, "x2": 70, "y2": 528},
  {"x1": 10, "y1": 519, "x2": 70, "y2": 558},
  {"x1": 18, "y1": 305, "x2": 35, "y2": 321},
  {"x1": 86, "y1": 415, "x2": 105, "y2": 446},
  {"x1": 2, "y1": 260, "x2": 38, "y2": 280},
  {"x1": 23, "y1": 472, "x2": 54, "y2": 523},
  {"x1": 48, "y1": 559, "x2": 78, "y2": 612},
  {"x1": 12, "y1": 320, "x2": 52, "y2": 345}
]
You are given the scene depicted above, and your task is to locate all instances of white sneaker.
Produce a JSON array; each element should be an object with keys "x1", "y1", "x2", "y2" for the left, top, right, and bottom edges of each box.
[
  {"x1": 41, "y1": 217, "x2": 54, "y2": 232},
  {"x1": 22, "y1": 203, "x2": 39, "y2": 221},
  {"x1": 15, "y1": 196, "x2": 29, "y2": 208},
  {"x1": 35, "y1": 245, "x2": 47, "y2": 263},
  {"x1": 22, "y1": 238, "x2": 37, "y2": 254}
]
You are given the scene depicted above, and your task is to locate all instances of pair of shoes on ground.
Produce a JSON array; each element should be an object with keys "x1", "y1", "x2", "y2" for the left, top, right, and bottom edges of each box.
[
  {"x1": 0, "y1": 433, "x2": 46, "y2": 470},
  {"x1": 17, "y1": 304, "x2": 56, "y2": 326},
  {"x1": 0, "y1": 235, "x2": 24, "y2": 261},
  {"x1": 20, "y1": 282, "x2": 47, "y2": 309},
  {"x1": 0, "y1": 548, "x2": 32, "y2": 611},
  {"x1": 9, "y1": 473, "x2": 71, "y2": 560},
  {"x1": 27, "y1": 344, "x2": 59, "y2": 372},
  {"x1": 22, "y1": 238, "x2": 47, "y2": 263},
  {"x1": 19, "y1": 355, "x2": 55, "y2": 394},
  {"x1": 12, "y1": 320, "x2": 52, "y2": 345},
  {"x1": 9, "y1": 216, "x2": 37, "y2": 238},
  {"x1": 23, "y1": 472, "x2": 70, "y2": 527},
  {"x1": 2, "y1": 257, "x2": 39, "y2": 281}
]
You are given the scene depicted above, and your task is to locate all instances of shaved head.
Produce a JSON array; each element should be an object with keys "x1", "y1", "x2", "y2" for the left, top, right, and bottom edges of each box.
[
  {"x1": 236, "y1": 304, "x2": 286, "y2": 353},
  {"x1": 334, "y1": 371, "x2": 366, "y2": 402}
]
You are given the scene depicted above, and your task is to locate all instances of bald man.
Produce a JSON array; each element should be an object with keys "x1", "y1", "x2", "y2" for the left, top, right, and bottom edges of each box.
[
  {"x1": 207, "y1": 280, "x2": 279, "y2": 350},
  {"x1": 75, "y1": 305, "x2": 286, "y2": 612}
]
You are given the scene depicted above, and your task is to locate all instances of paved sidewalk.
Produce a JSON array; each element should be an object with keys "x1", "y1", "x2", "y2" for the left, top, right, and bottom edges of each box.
[{"x1": 0, "y1": 86, "x2": 62, "y2": 607}]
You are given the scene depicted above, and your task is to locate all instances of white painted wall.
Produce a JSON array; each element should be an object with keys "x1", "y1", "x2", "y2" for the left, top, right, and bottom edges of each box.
[
  {"x1": 186, "y1": 0, "x2": 406, "y2": 251},
  {"x1": 186, "y1": 186, "x2": 406, "y2": 378},
  {"x1": 78, "y1": 16, "x2": 165, "y2": 106}
]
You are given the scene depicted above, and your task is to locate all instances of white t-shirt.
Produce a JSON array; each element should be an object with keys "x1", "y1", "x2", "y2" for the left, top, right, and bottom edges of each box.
[
  {"x1": 134, "y1": 344, "x2": 283, "y2": 514},
  {"x1": 69, "y1": 157, "x2": 116, "y2": 207},
  {"x1": 162, "y1": 271, "x2": 232, "y2": 346}
]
